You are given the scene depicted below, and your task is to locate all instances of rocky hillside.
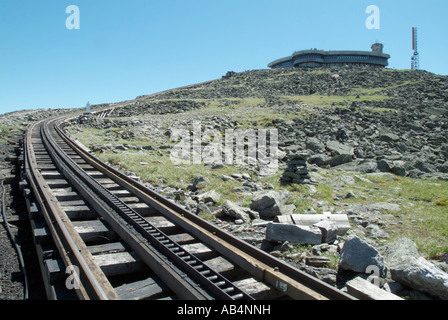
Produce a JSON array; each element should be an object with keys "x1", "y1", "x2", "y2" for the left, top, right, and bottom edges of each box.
[
  {"x1": 63, "y1": 66, "x2": 448, "y2": 299},
  {"x1": 71, "y1": 66, "x2": 448, "y2": 181},
  {"x1": 1, "y1": 66, "x2": 448, "y2": 300}
]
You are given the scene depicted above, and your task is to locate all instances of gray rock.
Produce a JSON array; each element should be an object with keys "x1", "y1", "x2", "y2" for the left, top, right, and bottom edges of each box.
[
  {"x1": 326, "y1": 154, "x2": 353, "y2": 167},
  {"x1": 326, "y1": 140, "x2": 354, "y2": 156},
  {"x1": 380, "y1": 132, "x2": 400, "y2": 143},
  {"x1": 241, "y1": 173, "x2": 251, "y2": 180},
  {"x1": 220, "y1": 175, "x2": 232, "y2": 181},
  {"x1": 381, "y1": 238, "x2": 420, "y2": 264},
  {"x1": 390, "y1": 257, "x2": 448, "y2": 300},
  {"x1": 306, "y1": 137, "x2": 324, "y2": 153},
  {"x1": 391, "y1": 161, "x2": 407, "y2": 177},
  {"x1": 308, "y1": 154, "x2": 331, "y2": 166},
  {"x1": 222, "y1": 200, "x2": 259, "y2": 223},
  {"x1": 197, "y1": 202, "x2": 212, "y2": 215},
  {"x1": 366, "y1": 225, "x2": 390, "y2": 239},
  {"x1": 366, "y1": 202, "x2": 401, "y2": 212},
  {"x1": 413, "y1": 160, "x2": 436, "y2": 174},
  {"x1": 190, "y1": 175, "x2": 209, "y2": 190},
  {"x1": 344, "y1": 191, "x2": 357, "y2": 199},
  {"x1": 250, "y1": 190, "x2": 295, "y2": 219},
  {"x1": 197, "y1": 190, "x2": 221, "y2": 204},
  {"x1": 377, "y1": 159, "x2": 391, "y2": 173},
  {"x1": 382, "y1": 238, "x2": 448, "y2": 300},
  {"x1": 231, "y1": 173, "x2": 243, "y2": 180},
  {"x1": 333, "y1": 159, "x2": 377, "y2": 173},
  {"x1": 235, "y1": 219, "x2": 245, "y2": 225},
  {"x1": 339, "y1": 236, "x2": 387, "y2": 277},
  {"x1": 313, "y1": 220, "x2": 338, "y2": 244},
  {"x1": 383, "y1": 281, "x2": 404, "y2": 295}
]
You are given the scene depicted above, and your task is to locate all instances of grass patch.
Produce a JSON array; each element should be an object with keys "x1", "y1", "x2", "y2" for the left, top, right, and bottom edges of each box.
[
  {"x1": 98, "y1": 149, "x2": 256, "y2": 204},
  {"x1": 339, "y1": 172, "x2": 448, "y2": 259},
  {"x1": 280, "y1": 94, "x2": 393, "y2": 111}
]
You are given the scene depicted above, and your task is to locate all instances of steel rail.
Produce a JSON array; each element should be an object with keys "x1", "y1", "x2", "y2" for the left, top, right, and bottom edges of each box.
[{"x1": 24, "y1": 121, "x2": 119, "y2": 300}]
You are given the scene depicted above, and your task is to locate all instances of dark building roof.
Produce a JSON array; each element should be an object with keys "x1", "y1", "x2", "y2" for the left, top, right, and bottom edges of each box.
[{"x1": 268, "y1": 43, "x2": 390, "y2": 69}]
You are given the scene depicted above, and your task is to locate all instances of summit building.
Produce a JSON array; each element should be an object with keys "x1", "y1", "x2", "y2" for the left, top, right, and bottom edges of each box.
[{"x1": 268, "y1": 43, "x2": 390, "y2": 69}]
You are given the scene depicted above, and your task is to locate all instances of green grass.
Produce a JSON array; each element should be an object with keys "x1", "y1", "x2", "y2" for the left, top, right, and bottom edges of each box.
[
  {"x1": 279, "y1": 94, "x2": 394, "y2": 112},
  {"x1": 99, "y1": 149, "x2": 253, "y2": 204},
  {"x1": 337, "y1": 172, "x2": 448, "y2": 259},
  {"x1": 350, "y1": 80, "x2": 422, "y2": 95}
]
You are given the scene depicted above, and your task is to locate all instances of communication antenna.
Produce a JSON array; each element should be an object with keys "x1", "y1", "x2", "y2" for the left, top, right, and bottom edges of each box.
[{"x1": 411, "y1": 27, "x2": 420, "y2": 70}]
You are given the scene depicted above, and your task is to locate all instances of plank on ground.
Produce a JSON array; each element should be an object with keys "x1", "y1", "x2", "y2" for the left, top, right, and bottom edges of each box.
[{"x1": 346, "y1": 277, "x2": 403, "y2": 300}]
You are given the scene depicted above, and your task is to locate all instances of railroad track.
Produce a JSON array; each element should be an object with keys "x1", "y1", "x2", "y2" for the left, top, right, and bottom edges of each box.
[{"x1": 19, "y1": 110, "x2": 356, "y2": 301}]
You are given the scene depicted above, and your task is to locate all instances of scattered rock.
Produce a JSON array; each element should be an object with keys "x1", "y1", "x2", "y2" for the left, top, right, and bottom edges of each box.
[
  {"x1": 222, "y1": 200, "x2": 259, "y2": 223},
  {"x1": 189, "y1": 175, "x2": 209, "y2": 191},
  {"x1": 313, "y1": 220, "x2": 338, "y2": 244},
  {"x1": 339, "y1": 236, "x2": 387, "y2": 277},
  {"x1": 377, "y1": 159, "x2": 391, "y2": 173},
  {"x1": 250, "y1": 190, "x2": 295, "y2": 219},
  {"x1": 344, "y1": 190, "x2": 357, "y2": 199},
  {"x1": 382, "y1": 238, "x2": 448, "y2": 300},
  {"x1": 326, "y1": 140, "x2": 354, "y2": 156},
  {"x1": 390, "y1": 257, "x2": 448, "y2": 300},
  {"x1": 196, "y1": 190, "x2": 221, "y2": 204},
  {"x1": 367, "y1": 225, "x2": 390, "y2": 239},
  {"x1": 390, "y1": 161, "x2": 407, "y2": 177},
  {"x1": 379, "y1": 132, "x2": 401, "y2": 143}
]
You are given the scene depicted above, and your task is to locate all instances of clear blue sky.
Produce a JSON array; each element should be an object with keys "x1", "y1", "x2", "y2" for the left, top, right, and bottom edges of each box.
[{"x1": 0, "y1": 0, "x2": 447, "y2": 115}]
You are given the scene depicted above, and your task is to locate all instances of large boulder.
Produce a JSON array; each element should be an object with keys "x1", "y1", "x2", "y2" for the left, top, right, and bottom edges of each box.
[
  {"x1": 222, "y1": 200, "x2": 259, "y2": 223},
  {"x1": 196, "y1": 190, "x2": 221, "y2": 204},
  {"x1": 306, "y1": 137, "x2": 325, "y2": 153},
  {"x1": 250, "y1": 190, "x2": 295, "y2": 219},
  {"x1": 382, "y1": 238, "x2": 448, "y2": 300},
  {"x1": 391, "y1": 258, "x2": 448, "y2": 300},
  {"x1": 339, "y1": 236, "x2": 387, "y2": 277},
  {"x1": 379, "y1": 132, "x2": 401, "y2": 143},
  {"x1": 326, "y1": 140, "x2": 354, "y2": 156}
]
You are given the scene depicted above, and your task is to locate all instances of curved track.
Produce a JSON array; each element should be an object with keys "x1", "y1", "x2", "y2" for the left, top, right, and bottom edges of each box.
[{"x1": 20, "y1": 109, "x2": 356, "y2": 301}]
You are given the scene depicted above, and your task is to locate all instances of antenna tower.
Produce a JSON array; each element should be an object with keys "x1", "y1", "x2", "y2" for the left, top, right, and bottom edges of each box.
[{"x1": 411, "y1": 27, "x2": 420, "y2": 70}]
